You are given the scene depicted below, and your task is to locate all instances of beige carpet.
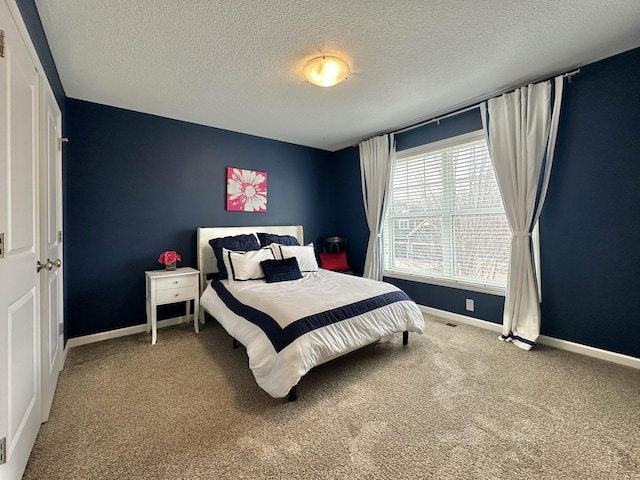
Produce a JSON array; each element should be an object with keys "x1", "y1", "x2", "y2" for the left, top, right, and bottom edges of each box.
[{"x1": 24, "y1": 315, "x2": 640, "y2": 479}]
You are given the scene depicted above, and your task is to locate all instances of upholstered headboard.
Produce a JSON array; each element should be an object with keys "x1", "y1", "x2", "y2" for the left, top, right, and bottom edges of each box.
[{"x1": 196, "y1": 225, "x2": 304, "y2": 292}]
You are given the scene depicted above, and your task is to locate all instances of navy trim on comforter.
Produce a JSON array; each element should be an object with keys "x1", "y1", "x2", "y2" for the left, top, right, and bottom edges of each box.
[{"x1": 210, "y1": 279, "x2": 411, "y2": 353}]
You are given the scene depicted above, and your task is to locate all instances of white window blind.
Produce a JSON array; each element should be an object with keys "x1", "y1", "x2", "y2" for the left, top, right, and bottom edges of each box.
[{"x1": 383, "y1": 131, "x2": 510, "y2": 290}]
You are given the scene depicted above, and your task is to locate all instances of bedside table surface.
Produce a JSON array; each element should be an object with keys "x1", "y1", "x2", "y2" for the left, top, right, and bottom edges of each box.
[{"x1": 145, "y1": 266, "x2": 199, "y2": 278}]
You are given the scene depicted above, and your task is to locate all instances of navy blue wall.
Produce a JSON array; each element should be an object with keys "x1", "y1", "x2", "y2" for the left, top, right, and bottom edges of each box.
[
  {"x1": 65, "y1": 99, "x2": 336, "y2": 338},
  {"x1": 335, "y1": 48, "x2": 640, "y2": 358},
  {"x1": 538, "y1": 48, "x2": 640, "y2": 357},
  {"x1": 334, "y1": 148, "x2": 368, "y2": 274}
]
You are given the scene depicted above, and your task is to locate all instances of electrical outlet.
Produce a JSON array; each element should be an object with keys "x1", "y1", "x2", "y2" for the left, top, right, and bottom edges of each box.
[{"x1": 465, "y1": 298, "x2": 475, "y2": 312}]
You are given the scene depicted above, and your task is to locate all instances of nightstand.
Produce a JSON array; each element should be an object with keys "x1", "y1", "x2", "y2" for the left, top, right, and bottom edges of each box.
[{"x1": 145, "y1": 267, "x2": 200, "y2": 345}]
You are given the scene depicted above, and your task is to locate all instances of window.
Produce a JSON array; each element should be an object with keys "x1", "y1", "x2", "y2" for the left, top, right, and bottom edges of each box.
[{"x1": 383, "y1": 131, "x2": 510, "y2": 292}]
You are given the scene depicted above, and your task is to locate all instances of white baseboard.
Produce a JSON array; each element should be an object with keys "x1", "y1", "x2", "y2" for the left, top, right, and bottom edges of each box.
[
  {"x1": 536, "y1": 334, "x2": 640, "y2": 369},
  {"x1": 419, "y1": 305, "x2": 503, "y2": 333},
  {"x1": 65, "y1": 315, "x2": 194, "y2": 350},
  {"x1": 418, "y1": 305, "x2": 640, "y2": 370},
  {"x1": 63, "y1": 343, "x2": 70, "y2": 365}
]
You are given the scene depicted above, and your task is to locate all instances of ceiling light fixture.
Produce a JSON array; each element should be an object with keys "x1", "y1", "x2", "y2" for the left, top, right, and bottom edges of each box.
[{"x1": 303, "y1": 55, "x2": 350, "y2": 87}]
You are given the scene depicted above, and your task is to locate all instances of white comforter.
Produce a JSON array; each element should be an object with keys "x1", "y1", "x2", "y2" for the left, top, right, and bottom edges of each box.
[{"x1": 200, "y1": 269, "x2": 424, "y2": 398}]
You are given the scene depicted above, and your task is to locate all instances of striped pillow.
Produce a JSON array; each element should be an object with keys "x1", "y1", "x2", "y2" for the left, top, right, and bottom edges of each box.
[{"x1": 225, "y1": 247, "x2": 275, "y2": 282}]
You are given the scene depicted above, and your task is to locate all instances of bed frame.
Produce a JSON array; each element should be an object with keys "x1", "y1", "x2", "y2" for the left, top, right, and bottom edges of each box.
[{"x1": 196, "y1": 225, "x2": 408, "y2": 402}]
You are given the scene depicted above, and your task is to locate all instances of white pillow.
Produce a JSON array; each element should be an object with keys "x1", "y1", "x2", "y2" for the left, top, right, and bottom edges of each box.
[
  {"x1": 274, "y1": 243, "x2": 319, "y2": 272},
  {"x1": 223, "y1": 247, "x2": 275, "y2": 282}
]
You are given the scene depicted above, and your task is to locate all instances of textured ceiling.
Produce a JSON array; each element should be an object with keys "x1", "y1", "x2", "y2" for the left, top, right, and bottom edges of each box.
[{"x1": 35, "y1": 0, "x2": 640, "y2": 152}]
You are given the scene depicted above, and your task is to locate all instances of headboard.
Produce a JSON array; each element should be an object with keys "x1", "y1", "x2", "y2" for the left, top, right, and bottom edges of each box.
[{"x1": 196, "y1": 225, "x2": 304, "y2": 292}]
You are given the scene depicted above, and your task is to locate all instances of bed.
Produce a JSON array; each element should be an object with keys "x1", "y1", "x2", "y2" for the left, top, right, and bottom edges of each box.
[{"x1": 197, "y1": 225, "x2": 425, "y2": 400}]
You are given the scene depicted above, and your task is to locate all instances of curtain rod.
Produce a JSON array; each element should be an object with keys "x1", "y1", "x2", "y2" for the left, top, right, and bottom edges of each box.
[{"x1": 357, "y1": 68, "x2": 580, "y2": 144}]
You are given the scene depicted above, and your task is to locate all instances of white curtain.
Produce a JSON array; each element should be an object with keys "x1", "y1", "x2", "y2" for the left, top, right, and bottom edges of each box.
[
  {"x1": 359, "y1": 134, "x2": 395, "y2": 281},
  {"x1": 481, "y1": 76, "x2": 564, "y2": 350}
]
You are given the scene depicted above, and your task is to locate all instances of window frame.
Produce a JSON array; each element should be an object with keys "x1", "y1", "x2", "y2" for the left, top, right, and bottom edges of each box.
[{"x1": 383, "y1": 130, "x2": 508, "y2": 296}]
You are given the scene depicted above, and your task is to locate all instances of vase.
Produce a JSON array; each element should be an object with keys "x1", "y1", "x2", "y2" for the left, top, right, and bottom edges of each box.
[{"x1": 166, "y1": 262, "x2": 176, "y2": 271}]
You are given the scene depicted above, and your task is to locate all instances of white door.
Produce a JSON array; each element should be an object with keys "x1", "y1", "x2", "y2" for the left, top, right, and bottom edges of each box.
[
  {"x1": 40, "y1": 83, "x2": 63, "y2": 423},
  {"x1": 0, "y1": 1, "x2": 42, "y2": 477}
]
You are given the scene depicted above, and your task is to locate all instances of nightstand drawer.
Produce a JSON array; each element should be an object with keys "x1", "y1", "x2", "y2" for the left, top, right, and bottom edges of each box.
[
  {"x1": 156, "y1": 286, "x2": 194, "y2": 304},
  {"x1": 155, "y1": 275, "x2": 196, "y2": 291}
]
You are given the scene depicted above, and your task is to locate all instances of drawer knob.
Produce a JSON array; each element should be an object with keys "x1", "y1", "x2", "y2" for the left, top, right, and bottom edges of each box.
[
  {"x1": 173, "y1": 280, "x2": 178, "y2": 284},
  {"x1": 174, "y1": 293, "x2": 179, "y2": 297}
]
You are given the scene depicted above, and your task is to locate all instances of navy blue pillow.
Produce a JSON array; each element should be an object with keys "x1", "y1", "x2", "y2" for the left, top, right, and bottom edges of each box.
[
  {"x1": 260, "y1": 257, "x2": 303, "y2": 283},
  {"x1": 257, "y1": 233, "x2": 300, "y2": 247},
  {"x1": 209, "y1": 234, "x2": 260, "y2": 279}
]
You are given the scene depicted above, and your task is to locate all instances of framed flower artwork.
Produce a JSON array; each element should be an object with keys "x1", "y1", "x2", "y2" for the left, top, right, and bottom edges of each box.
[{"x1": 226, "y1": 167, "x2": 267, "y2": 212}]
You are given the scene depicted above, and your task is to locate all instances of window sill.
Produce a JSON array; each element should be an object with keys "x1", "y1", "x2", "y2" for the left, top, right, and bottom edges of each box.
[{"x1": 383, "y1": 271, "x2": 506, "y2": 296}]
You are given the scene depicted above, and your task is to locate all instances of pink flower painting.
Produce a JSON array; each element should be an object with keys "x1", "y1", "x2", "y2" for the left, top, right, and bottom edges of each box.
[{"x1": 226, "y1": 167, "x2": 267, "y2": 212}]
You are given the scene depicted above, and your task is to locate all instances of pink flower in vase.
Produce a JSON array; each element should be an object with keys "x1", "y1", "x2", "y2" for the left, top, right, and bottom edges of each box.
[{"x1": 158, "y1": 250, "x2": 181, "y2": 266}]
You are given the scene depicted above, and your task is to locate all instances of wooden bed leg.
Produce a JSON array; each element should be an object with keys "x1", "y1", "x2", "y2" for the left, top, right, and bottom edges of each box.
[
  {"x1": 233, "y1": 338, "x2": 239, "y2": 349},
  {"x1": 403, "y1": 331, "x2": 409, "y2": 345},
  {"x1": 288, "y1": 385, "x2": 297, "y2": 402}
]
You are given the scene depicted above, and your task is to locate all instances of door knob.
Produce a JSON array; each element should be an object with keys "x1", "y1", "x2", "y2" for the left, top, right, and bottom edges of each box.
[
  {"x1": 51, "y1": 258, "x2": 61, "y2": 268},
  {"x1": 36, "y1": 260, "x2": 53, "y2": 272}
]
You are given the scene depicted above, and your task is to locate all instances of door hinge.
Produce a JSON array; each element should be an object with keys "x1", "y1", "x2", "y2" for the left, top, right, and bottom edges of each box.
[
  {"x1": 59, "y1": 323, "x2": 64, "y2": 336},
  {"x1": 57, "y1": 137, "x2": 68, "y2": 151},
  {"x1": 58, "y1": 230, "x2": 63, "y2": 243},
  {"x1": 0, "y1": 436, "x2": 6, "y2": 465},
  {"x1": 0, "y1": 30, "x2": 5, "y2": 58},
  {"x1": 0, "y1": 233, "x2": 5, "y2": 258}
]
